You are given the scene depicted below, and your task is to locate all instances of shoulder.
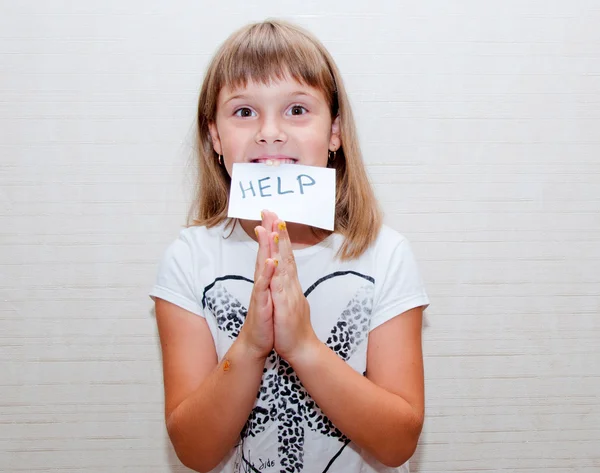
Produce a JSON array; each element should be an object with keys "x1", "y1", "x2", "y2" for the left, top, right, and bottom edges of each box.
[
  {"x1": 375, "y1": 224, "x2": 409, "y2": 245},
  {"x1": 368, "y1": 224, "x2": 425, "y2": 282},
  {"x1": 370, "y1": 224, "x2": 411, "y2": 255},
  {"x1": 368, "y1": 225, "x2": 430, "y2": 320},
  {"x1": 160, "y1": 222, "x2": 231, "y2": 268},
  {"x1": 173, "y1": 222, "x2": 230, "y2": 250},
  {"x1": 332, "y1": 224, "x2": 411, "y2": 264}
]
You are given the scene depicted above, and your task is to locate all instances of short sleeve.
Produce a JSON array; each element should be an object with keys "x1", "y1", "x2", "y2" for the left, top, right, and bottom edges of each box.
[
  {"x1": 370, "y1": 231, "x2": 430, "y2": 331},
  {"x1": 149, "y1": 230, "x2": 204, "y2": 317}
]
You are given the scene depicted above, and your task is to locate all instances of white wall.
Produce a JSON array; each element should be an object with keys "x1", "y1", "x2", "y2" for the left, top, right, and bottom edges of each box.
[{"x1": 2, "y1": 1, "x2": 599, "y2": 471}]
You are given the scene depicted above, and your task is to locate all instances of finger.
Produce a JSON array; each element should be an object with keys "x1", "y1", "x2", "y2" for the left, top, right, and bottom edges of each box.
[
  {"x1": 254, "y1": 225, "x2": 269, "y2": 276},
  {"x1": 269, "y1": 211, "x2": 280, "y2": 231},
  {"x1": 261, "y1": 210, "x2": 277, "y2": 239},
  {"x1": 269, "y1": 271, "x2": 285, "y2": 297},
  {"x1": 269, "y1": 231, "x2": 281, "y2": 269},
  {"x1": 254, "y1": 258, "x2": 277, "y2": 304},
  {"x1": 274, "y1": 220, "x2": 295, "y2": 272}
]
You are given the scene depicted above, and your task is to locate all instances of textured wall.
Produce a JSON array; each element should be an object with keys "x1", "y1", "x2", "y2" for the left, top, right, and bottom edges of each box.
[{"x1": 1, "y1": 1, "x2": 599, "y2": 471}]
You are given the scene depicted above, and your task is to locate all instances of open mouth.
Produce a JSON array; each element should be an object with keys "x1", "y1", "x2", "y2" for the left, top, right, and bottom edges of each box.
[{"x1": 250, "y1": 158, "x2": 298, "y2": 165}]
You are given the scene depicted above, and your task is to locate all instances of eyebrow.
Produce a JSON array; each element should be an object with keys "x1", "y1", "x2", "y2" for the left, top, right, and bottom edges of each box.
[{"x1": 222, "y1": 91, "x2": 316, "y2": 106}]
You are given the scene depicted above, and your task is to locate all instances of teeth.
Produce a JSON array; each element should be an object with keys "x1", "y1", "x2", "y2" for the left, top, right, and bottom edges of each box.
[{"x1": 254, "y1": 158, "x2": 296, "y2": 165}]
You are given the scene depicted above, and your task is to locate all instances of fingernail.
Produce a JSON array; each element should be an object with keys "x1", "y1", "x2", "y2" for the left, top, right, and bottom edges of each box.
[
  {"x1": 260, "y1": 211, "x2": 264, "y2": 219},
  {"x1": 273, "y1": 233, "x2": 279, "y2": 244},
  {"x1": 254, "y1": 227, "x2": 259, "y2": 238},
  {"x1": 266, "y1": 159, "x2": 273, "y2": 166},
  {"x1": 273, "y1": 259, "x2": 279, "y2": 267},
  {"x1": 277, "y1": 221, "x2": 287, "y2": 231}
]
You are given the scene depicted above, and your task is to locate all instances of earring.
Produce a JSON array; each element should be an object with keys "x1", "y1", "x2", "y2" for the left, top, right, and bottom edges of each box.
[
  {"x1": 328, "y1": 149, "x2": 337, "y2": 161},
  {"x1": 218, "y1": 154, "x2": 223, "y2": 166}
]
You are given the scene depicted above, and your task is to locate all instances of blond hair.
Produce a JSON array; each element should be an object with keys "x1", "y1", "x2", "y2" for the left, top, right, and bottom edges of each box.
[{"x1": 188, "y1": 19, "x2": 382, "y2": 260}]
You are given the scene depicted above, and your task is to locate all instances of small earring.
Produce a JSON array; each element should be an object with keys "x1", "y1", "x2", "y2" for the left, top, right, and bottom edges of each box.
[
  {"x1": 328, "y1": 149, "x2": 337, "y2": 161},
  {"x1": 218, "y1": 154, "x2": 223, "y2": 166}
]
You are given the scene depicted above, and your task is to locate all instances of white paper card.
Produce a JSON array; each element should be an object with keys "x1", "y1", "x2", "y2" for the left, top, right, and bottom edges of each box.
[{"x1": 227, "y1": 163, "x2": 336, "y2": 230}]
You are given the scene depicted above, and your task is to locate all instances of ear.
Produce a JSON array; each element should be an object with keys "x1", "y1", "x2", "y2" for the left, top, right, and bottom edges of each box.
[
  {"x1": 207, "y1": 121, "x2": 223, "y2": 155},
  {"x1": 329, "y1": 115, "x2": 341, "y2": 151}
]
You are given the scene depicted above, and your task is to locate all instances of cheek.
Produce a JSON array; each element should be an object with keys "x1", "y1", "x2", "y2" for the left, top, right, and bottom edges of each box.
[
  {"x1": 302, "y1": 141, "x2": 329, "y2": 166},
  {"x1": 219, "y1": 125, "x2": 249, "y2": 157},
  {"x1": 301, "y1": 127, "x2": 331, "y2": 160},
  {"x1": 300, "y1": 120, "x2": 331, "y2": 143}
]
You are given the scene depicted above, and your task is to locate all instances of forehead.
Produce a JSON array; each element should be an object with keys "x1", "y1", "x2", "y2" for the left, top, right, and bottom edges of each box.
[{"x1": 218, "y1": 75, "x2": 327, "y2": 103}]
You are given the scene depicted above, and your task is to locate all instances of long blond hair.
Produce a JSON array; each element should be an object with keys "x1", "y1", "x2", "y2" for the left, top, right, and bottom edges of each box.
[{"x1": 188, "y1": 19, "x2": 382, "y2": 260}]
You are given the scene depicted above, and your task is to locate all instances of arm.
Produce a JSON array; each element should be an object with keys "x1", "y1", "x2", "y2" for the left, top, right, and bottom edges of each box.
[
  {"x1": 155, "y1": 299, "x2": 266, "y2": 473},
  {"x1": 287, "y1": 306, "x2": 425, "y2": 467},
  {"x1": 269, "y1": 218, "x2": 425, "y2": 467},
  {"x1": 155, "y1": 214, "x2": 280, "y2": 472}
]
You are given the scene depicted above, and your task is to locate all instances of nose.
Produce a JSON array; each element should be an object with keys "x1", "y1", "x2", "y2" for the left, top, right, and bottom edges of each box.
[{"x1": 255, "y1": 113, "x2": 286, "y2": 144}]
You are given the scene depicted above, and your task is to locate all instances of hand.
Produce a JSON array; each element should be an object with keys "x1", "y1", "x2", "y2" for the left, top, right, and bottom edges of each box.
[
  {"x1": 269, "y1": 218, "x2": 320, "y2": 363},
  {"x1": 237, "y1": 211, "x2": 279, "y2": 360}
]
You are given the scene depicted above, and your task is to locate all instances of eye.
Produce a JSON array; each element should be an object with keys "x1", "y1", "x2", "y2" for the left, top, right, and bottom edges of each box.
[
  {"x1": 287, "y1": 105, "x2": 308, "y2": 116},
  {"x1": 234, "y1": 107, "x2": 256, "y2": 118}
]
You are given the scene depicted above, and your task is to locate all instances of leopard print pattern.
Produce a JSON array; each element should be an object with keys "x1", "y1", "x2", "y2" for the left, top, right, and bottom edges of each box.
[
  {"x1": 275, "y1": 285, "x2": 373, "y2": 472},
  {"x1": 205, "y1": 283, "x2": 276, "y2": 440},
  {"x1": 241, "y1": 349, "x2": 279, "y2": 439},
  {"x1": 325, "y1": 284, "x2": 372, "y2": 360},
  {"x1": 283, "y1": 285, "x2": 373, "y2": 441},
  {"x1": 204, "y1": 279, "x2": 374, "y2": 472},
  {"x1": 276, "y1": 357, "x2": 306, "y2": 472},
  {"x1": 205, "y1": 282, "x2": 246, "y2": 338}
]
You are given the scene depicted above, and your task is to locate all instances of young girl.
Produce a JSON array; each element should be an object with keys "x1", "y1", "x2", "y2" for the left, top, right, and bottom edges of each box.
[{"x1": 150, "y1": 19, "x2": 429, "y2": 473}]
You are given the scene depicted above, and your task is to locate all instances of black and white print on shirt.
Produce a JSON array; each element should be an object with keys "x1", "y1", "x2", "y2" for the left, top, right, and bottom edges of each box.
[{"x1": 202, "y1": 271, "x2": 375, "y2": 473}]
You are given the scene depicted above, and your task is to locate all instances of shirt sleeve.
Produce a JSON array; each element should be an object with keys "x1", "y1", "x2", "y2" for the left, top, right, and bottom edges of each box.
[
  {"x1": 370, "y1": 231, "x2": 430, "y2": 331},
  {"x1": 149, "y1": 230, "x2": 204, "y2": 317}
]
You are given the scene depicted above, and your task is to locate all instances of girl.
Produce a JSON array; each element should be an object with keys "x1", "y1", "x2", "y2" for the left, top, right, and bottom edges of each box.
[{"x1": 150, "y1": 19, "x2": 429, "y2": 473}]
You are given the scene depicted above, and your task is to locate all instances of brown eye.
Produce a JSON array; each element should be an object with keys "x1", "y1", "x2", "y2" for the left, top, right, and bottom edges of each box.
[
  {"x1": 234, "y1": 107, "x2": 255, "y2": 117},
  {"x1": 289, "y1": 105, "x2": 307, "y2": 116}
]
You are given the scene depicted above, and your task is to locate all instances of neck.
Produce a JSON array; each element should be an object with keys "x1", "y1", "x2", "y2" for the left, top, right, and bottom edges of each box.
[{"x1": 238, "y1": 219, "x2": 329, "y2": 249}]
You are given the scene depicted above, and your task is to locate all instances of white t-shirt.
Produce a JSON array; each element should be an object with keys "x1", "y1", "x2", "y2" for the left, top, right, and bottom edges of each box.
[{"x1": 150, "y1": 220, "x2": 430, "y2": 473}]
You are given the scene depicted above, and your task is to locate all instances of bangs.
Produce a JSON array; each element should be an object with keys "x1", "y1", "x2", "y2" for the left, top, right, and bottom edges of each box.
[{"x1": 215, "y1": 22, "x2": 337, "y2": 111}]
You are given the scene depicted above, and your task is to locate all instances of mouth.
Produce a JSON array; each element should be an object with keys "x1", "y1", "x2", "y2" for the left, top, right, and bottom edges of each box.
[{"x1": 250, "y1": 155, "x2": 298, "y2": 165}]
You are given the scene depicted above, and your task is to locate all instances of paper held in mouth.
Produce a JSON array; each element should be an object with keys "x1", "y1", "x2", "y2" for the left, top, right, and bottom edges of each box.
[{"x1": 227, "y1": 163, "x2": 336, "y2": 230}]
